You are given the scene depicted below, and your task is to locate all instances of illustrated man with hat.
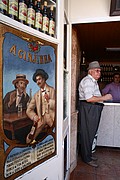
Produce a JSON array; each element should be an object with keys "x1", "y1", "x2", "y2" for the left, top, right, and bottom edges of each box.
[
  {"x1": 26, "y1": 69, "x2": 55, "y2": 144},
  {"x1": 4, "y1": 74, "x2": 30, "y2": 113},
  {"x1": 78, "y1": 61, "x2": 112, "y2": 167}
]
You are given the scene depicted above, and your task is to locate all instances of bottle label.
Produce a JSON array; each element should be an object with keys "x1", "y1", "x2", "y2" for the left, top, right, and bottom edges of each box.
[
  {"x1": 35, "y1": 12, "x2": 42, "y2": 29},
  {"x1": 49, "y1": 20, "x2": 55, "y2": 35},
  {"x1": 27, "y1": 8, "x2": 35, "y2": 25},
  {"x1": 0, "y1": 0, "x2": 8, "y2": 11},
  {"x1": 42, "y1": 16, "x2": 49, "y2": 32},
  {"x1": 30, "y1": 125, "x2": 36, "y2": 135},
  {"x1": 19, "y1": 2, "x2": 27, "y2": 21},
  {"x1": 9, "y1": 0, "x2": 18, "y2": 17}
]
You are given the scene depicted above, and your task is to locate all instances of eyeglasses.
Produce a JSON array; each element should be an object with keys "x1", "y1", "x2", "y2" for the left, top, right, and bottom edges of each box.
[{"x1": 94, "y1": 69, "x2": 101, "y2": 73}]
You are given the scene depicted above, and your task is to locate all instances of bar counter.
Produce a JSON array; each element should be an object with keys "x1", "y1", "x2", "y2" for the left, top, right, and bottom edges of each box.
[{"x1": 97, "y1": 102, "x2": 120, "y2": 147}]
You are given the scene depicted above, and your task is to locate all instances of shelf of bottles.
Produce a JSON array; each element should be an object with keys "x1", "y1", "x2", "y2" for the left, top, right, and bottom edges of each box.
[
  {"x1": 0, "y1": 0, "x2": 56, "y2": 37},
  {"x1": 100, "y1": 64, "x2": 120, "y2": 83}
]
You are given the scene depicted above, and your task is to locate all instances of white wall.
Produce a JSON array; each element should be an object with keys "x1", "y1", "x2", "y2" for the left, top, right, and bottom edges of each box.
[{"x1": 70, "y1": 0, "x2": 120, "y2": 24}]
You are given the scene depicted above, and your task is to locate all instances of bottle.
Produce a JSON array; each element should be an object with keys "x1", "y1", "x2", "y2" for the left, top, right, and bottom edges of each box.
[
  {"x1": 82, "y1": 51, "x2": 86, "y2": 64},
  {"x1": 8, "y1": 0, "x2": 18, "y2": 20},
  {"x1": 42, "y1": 1, "x2": 49, "y2": 34},
  {"x1": 28, "y1": 121, "x2": 37, "y2": 140},
  {"x1": 0, "y1": 0, "x2": 8, "y2": 15},
  {"x1": 27, "y1": 88, "x2": 32, "y2": 107},
  {"x1": 41, "y1": 4, "x2": 44, "y2": 14},
  {"x1": 18, "y1": 103, "x2": 22, "y2": 117},
  {"x1": 48, "y1": 5, "x2": 55, "y2": 37},
  {"x1": 34, "y1": 0, "x2": 42, "y2": 31},
  {"x1": 80, "y1": 51, "x2": 86, "y2": 71},
  {"x1": 34, "y1": 0, "x2": 37, "y2": 12},
  {"x1": 29, "y1": 88, "x2": 32, "y2": 101},
  {"x1": 18, "y1": 0, "x2": 27, "y2": 24},
  {"x1": 27, "y1": 0, "x2": 35, "y2": 28}
]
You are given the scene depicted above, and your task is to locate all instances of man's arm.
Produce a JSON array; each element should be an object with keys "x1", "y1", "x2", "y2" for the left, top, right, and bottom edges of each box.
[
  {"x1": 86, "y1": 94, "x2": 112, "y2": 103},
  {"x1": 26, "y1": 96, "x2": 37, "y2": 120},
  {"x1": 3, "y1": 91, "x2": 16, "y2": 112},
  {"x1": 102, "y1": 84, "x2": 110, "y2": 95}
]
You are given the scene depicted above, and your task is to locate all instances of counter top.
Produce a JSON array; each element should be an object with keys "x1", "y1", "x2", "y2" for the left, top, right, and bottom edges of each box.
[
  {"x1": 97, "y1": 103, "x2": 120, "y2": 147},
  {"x1": 104, "y1": 102, "x2": 120, "y2": 106}
]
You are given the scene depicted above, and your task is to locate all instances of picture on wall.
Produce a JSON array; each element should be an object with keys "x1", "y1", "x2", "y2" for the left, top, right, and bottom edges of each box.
[{"x1": 0, "y1": 24, "x2": 57, "y2": 180}]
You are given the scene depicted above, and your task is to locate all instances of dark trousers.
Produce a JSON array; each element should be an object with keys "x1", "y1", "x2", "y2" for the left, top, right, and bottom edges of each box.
[{"x1": 78, "y1": 101, "x2": 103, "y2": 163}]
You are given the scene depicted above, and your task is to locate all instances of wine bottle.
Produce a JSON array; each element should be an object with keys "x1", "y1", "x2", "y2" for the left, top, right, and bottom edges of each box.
[
  {"x1": 8, "y1": 0, "x2": 18, "y2": 20},
  {"x1": 48, "y1": 5, "x2": 55, "y2": 37},
  {"x1": 41, "y1": 4, "x2": 43, "y2": 14},
  {"x1": 42, "y1": 1, "x2": 49, "y2": 34},
  {"x1": 18, "y1": 0, "x2": 27, "y2": 24},
  {"x1": 34, "y1": 0, "x2": 37, "y2": 12},
  {"x1": 0, "y1": 0, "x2": 8, "y2": 15},
  {"x1": 35, "y1": 0, "x2": 42, "y2": 31},
  {"x1": 27, "y1": 0, "x2": 35, "y2": 28},
  {"x1": 28, "y1": 121, "x2": 37, "y2": 140},
  {"x1": 80, "y1": 51, "x2": 86, "y2": 72}
]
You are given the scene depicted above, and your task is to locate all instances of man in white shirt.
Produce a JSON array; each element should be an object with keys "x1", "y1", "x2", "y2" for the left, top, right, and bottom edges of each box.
[{"x1": 78, "y1": 61, "x2": 112, "y2": 167}]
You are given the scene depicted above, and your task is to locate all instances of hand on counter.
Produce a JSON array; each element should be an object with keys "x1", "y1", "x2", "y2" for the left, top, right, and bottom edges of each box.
[{"x1": 103, "y1": 94, "x2": 113, "y2": 101}]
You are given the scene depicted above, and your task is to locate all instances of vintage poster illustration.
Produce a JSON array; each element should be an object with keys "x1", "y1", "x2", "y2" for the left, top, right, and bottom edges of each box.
[{"x1": 0, "y1": 24, "x2": 57, "y2": 180}]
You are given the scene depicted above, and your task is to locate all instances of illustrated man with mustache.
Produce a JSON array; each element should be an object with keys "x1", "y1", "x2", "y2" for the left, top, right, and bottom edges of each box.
[
  {"x1": 26, "y1": 69, "x2": 55, "y2": 144},
  {"x1": 3, "y1": 74, "x2": 29, "y2": 113}
]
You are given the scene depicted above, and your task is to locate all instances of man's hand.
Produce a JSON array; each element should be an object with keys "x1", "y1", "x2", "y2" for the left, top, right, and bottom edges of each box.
[
  {"x1": 104, "y1": 94, "x2": 113, "y2": 101},
  {"x1": 33, "y1": 115, "x2": 44, "y2": 125},
  {"x1": 44, "y1": 93, "x2": 49, "y2": 102},
  {"x1": 33, "y1": 115, "x2": 40, "y2": 124}
]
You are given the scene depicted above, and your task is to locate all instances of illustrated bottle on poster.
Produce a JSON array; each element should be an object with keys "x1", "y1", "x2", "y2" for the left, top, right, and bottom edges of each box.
[
  {"x1": 28, "y1": 121, "x2": 37, "y2": 140},
  {"x1": 27, "y1": 88, "x2": 32, "y2": 106},
  {"x1": 42, "y1": 1, "x2": 49, "y2": 34},
  {"x1": 29, "y1": 88, "x2": 32, "y2": 101},
  {"x1": 18, "y1": 103, "x2": 22, "y2": 117},
  {"x1": 27, "y1": 0, "x2": 35, "y2": 28},
  {"x1": 48, "y1": 5, "x2": 55, "y2": 37},
  {"x1": 18, "y1": 0, "x2": 27, "y2": 24},
  {"x1": 8, "y1": 0, "x2": 18, "y2": 20},
  {"x1": 34, "y1": 0, "x2": 43, "y2": 31},
  {"x1": 0, "y1": 0, "x2": 8, "y2": 15}
]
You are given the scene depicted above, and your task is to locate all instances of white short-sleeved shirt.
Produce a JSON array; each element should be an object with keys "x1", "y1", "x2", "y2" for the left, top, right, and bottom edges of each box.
[{"x1": 78, "y1": 74, "x2": 101, "y2": 100}]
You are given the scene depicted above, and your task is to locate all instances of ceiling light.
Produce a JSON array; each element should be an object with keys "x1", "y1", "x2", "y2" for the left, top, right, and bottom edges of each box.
[{"x1": 106, "y1": 47, "x2": 120, "y2": 51}]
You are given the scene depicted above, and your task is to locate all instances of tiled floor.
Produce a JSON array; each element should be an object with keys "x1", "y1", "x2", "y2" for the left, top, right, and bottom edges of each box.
[{"x1": 70, "y1": 146, "x2": 120, "y2": 180}]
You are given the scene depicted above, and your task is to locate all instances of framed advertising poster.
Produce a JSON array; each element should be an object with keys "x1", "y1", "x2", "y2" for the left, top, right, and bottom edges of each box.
[{"x1": 0, "y1": 23, "x2": 57, "y2": 180}]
